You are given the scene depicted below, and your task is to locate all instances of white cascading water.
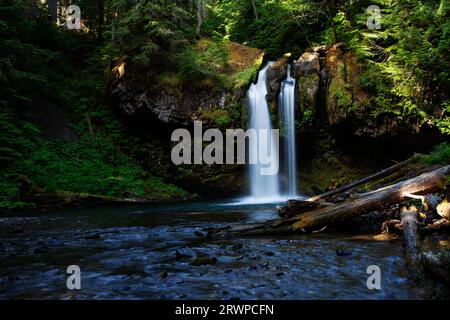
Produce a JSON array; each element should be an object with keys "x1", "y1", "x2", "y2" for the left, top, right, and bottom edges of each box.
[
  {"x1": 279, "y1": 64, "x2": 297, "y2": 196},
  {"x1": 247, "y1": 62, "x2": 281, "y2": 200}
]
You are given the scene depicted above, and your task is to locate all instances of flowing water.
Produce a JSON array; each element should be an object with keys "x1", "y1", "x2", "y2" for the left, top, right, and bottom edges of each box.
[
  {"x1": 247, "y1": 62, "x2": 280, "y2": 200},
  {"x1": 279, "y1": 64, "x2": 297, "y2": 196},
  {"x1": 0, "y1": 202, "x2": 444, "y2": 299}
]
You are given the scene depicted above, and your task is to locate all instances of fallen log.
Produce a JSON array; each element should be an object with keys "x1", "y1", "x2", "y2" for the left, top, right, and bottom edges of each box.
[
  {"x1": 421, "y1": 218, "x2": 450, "y2": 234},
  {"x1": 307, "y1": 156, "x2": 417, "y2": 202},
  {"x1": 277, "y1": 199, "x2": 330, "y2": 218},
  {"x1": 400, "y1": 206, "x2": 423, "y2": 273},
  {"x1": 346, "y1": 233, "x2": 400, "y2": 242},
  {"x1": 239, "y1": 165, "x2": 450, "y2": 236},
  {"x1": 33, "y1": 192, "x2": 156, "y2": 206}
]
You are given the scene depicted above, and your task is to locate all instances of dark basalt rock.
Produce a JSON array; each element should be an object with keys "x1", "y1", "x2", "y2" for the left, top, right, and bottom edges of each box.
[
  {"x1": 191, "y1": 256, "x2": 217, "y2": 266},
  {"x1": 294, "y1": 52, "x2": 320, "y2": 77},
  {"x1": 110, "y1": 73, "x2": 235, "y2": 126},
  {"x1": 267, "y1": 57, "x2": 289, "y2": 101}
]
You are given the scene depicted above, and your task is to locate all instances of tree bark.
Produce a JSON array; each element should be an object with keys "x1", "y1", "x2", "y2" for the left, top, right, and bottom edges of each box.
[
  {"x1": 277, "y1": 199, "x2": 330, "y2": 218},
  {"x1": 251, "y1": 0, "x2": 259, "y2": 20},
  {"x1": 239, "y1": 165, "x2": 450, "y2": 236},
  {"x1": 48, "y1": 0, "x2": 58, "y2": 23},
  {"x1": 97, "y1": 0, "x2": 105, "y2": 42},
  {"x1": 400, "y1": 206, "x2": 423, "y2": 273},
  {"x1": 195, "y1": 0, "x2": 206, "y2": 39},
  {"x1": 27, "y1": 0, "x2": 38, "y2": 19},
  {"x1": 33, "y1": 192, "x2": 155, "y2": 206}
]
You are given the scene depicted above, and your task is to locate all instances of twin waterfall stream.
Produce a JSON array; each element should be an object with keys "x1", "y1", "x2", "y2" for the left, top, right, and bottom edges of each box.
[{"x1": 247, "y1": 62, "x2": 297, "y2": 202}]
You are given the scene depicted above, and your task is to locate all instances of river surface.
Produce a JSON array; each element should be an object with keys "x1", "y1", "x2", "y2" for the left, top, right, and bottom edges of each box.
[{"x1": 0, "y1": 201, "x2": 446, "y2": 299}]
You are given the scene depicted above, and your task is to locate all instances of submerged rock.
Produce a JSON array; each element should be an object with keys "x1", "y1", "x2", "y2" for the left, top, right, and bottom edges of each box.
[
  {"x1": 175, "y1": 250, "x2": 191, "y2": 260},
  {"x1": 160, "y1": 271, "x2": 168, "y2": 280},
  {"x1": 191, "y1": 256, "x2": 217, "y2": 266},
  {"x1": 336, "y1": 250, "x2": 352, "y2": 257}
]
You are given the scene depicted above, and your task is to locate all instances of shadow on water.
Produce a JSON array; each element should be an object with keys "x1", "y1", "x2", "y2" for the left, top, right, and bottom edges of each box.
[{"x1": 0, "y1": 200, "x2": 447, "y2": 299}]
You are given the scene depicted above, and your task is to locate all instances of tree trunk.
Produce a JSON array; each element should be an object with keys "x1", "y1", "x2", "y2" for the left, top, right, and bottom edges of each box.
[
  {"x1": 98, "y1": 0, "x2": 105, "y2": 42},
  {"x1": 27, "y1": 0, "x2": 38, "y2": 19},
  {"x1": 195, "y1": 0, "x2": 206, "y2": 39},
  {"x1": 33, "y1": 192, "x2": 155, "y2": 206},
  {"x1": 238, "y1": 165, "x2": 450, "y2": 236},
  {"x1": 251, "y1": 0, "x2": 259, "y2": 20},
  {"x1": 48, "y1": 0, "x2": 58, "y2": 23},
  {"x1": 277, "y1": 199, "x2": 330, "y2": 218}
]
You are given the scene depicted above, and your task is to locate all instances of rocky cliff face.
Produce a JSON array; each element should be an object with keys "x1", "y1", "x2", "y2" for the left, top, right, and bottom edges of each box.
[
  {"x1": 107, "y1": 42, "x2": 263, "y2": 197},
  {"x1": 266, "y1": 43, "x2": 427, "y2": 139},
  {"x1": 294, "y1": 51, "x2": 321, "y2": 121},
  {"x1": 108, "y1": 41, "x2": 439, "y2": 197},
  {"x1": 109, "y1": 64, "x2": 236, "y2": 126}
]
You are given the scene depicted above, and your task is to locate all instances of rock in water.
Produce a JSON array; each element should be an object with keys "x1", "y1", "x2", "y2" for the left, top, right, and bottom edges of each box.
[
  {"x1": 336, "y1": 250, "x2": 352, "y2": 257},
  {"x1": 191, "y1": 256, "x2": 217, "y2": 266}
]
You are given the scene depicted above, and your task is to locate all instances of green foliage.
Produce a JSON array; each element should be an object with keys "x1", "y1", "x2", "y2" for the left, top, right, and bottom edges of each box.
[
  {"x1": 103, "y1": 0, "x2": 196, "y2": 66},
  {"x1": 299, "y1": 109, "x2": 314, "y2": 129},
  {"x1": 215, "y1": 114, "x2": 231, "y2": 127},
  {"x1": 2, "y1": 0, "x2": 450, "y2": 209},
  {"x1": 0, "y1": 0, "x2": 190, "y2": 209},
  {"x1": 25, "y1": 137, "x2": 185, "y2": 197},
  {"x1": 178, "y1": 40, "x2": 229, "y2": 84},
  {"x1": 339, "y1": 0, "x2": 450, "y2": 124},
  {"x1": 321, "y1": 10, "x2": 356, "y2": 44},
  {"x1": 205, "y1": 0, "x2": 324, "y2": 57},
  {"x1": 329, "y1": 77, "x2": 353, "y2": 109},
  {"x1": 231, "y1": 58, "x2": 262, "y2": 89},
  {"x1": 205, "y1": 0, "x2": 326, "y2": 57},
  {"x1": 198, "y1": 108, "x2": 231, "y2": 127},
  {"x1": 0, "y1": 135, "x2": 187, "y2": 209},
  {"x1": 435, "y1": 101, "x2": 450, "y2": 135},
  {"x1": 420, "y1": 142, "x2": 450, "y2": 165}
]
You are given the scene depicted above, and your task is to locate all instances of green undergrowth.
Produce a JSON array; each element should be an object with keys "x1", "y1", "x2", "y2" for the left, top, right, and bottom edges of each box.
[
  {"x1": 0, "y1": 133, "x2": 188, "y2": 210},
  {"x1": 419, "y1": 142, "x2": 450, "y2": 166}
]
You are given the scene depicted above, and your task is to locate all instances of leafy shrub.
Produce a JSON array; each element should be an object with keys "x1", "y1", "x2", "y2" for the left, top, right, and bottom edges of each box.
[
  {"x1": 178, "y1": 40, "x2": 229, "y2": 84},
  {"x1": 421, "y1": 142, "x2": 450, "y2": 165}
]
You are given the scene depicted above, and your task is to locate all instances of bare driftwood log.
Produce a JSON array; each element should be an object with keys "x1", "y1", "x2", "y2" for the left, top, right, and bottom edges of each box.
[
  {"x1": 277, "y1": 199, "x2": 330, "y2": 218},
  {"x1": 239, "y1": 165, "x2": 450, "y2": 236},
  {"x1": 307, "y1": 156, "x2": 416, "y2": 202},
  {"x1": 400, "y1": 206, "x2": 423, "y2": 273}
]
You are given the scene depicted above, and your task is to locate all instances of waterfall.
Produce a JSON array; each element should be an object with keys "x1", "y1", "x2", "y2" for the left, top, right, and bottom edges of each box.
[
  {"x1": 247, "y1": 62, "x2": 280, "y2": 200},
  {"x1": 279, "y1": 64, "x2": 297, "y2": 196}
]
